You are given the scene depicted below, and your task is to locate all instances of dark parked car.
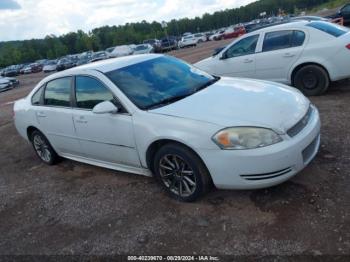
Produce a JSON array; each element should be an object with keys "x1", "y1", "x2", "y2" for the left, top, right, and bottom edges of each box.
[
  {"x1": 2, "y1": 66, "x2": 19, "y2": 77},
  {"x1": 56, "y1": 58, "x2": 75, "y2": 71},
  {"x1": 30, "y1": 63, "x2": 43, "y2": 73},
  {"x1": 328, "y1": 3, "x2": 350, "y2": 25},
  {"x1": 160, "y1": 37, "x2": 178, "y2": 52},
  {"x1": 143, "y1": 39, "x2": 162, "y2": 52}
]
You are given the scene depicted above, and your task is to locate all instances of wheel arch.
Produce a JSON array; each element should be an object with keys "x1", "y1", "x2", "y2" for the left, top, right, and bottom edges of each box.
[
  {"x1": 290, "y1": 62, "x2": 330, "y2": 86},
  {"x1": 145, "y1": 139, "x2": 210, "y2": 176},
  {"x1": 27, "y1": 126, "x2": 41, "y2": 141}
]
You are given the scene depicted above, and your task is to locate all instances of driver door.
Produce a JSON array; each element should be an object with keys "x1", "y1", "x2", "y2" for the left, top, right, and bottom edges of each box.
[
  {"x1": 212, "y1": 34, "x2": 260, "y2": 78},
  {"x1": 71, "y1": 75, "x2": 140, "y2": 168}
]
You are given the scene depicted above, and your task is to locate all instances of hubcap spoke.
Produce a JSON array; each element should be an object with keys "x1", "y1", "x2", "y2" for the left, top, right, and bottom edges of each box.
[
  {"x1": 158, "y1": 154, "x2": 196, "y2": 197},
  {"x1": 33, "y1": 135, "x2": 51, "y2": 162}
]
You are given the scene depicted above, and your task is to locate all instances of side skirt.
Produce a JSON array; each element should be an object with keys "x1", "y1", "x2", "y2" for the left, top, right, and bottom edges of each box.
[{"x1": 60, "y1": 153, "x2": 153, "y2": 177}]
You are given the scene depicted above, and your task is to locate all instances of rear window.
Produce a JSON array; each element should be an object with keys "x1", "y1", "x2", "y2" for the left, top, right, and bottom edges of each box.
[{"x1": 307, "y1": 21, "x2": 349, "y2": 37}]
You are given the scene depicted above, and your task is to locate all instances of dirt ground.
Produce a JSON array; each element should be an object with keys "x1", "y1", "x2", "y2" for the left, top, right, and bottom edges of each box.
[{"x1": 0, "y1": 39, "x2": 349, "y2": 258}]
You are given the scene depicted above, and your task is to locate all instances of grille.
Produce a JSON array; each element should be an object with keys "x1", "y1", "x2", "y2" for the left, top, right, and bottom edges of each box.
[
  {"x1": 240, "y1": 167, "x2": 292, "y2": 181},
  {"x1": 287, "y1": 106, "x2": 313, "y2": 137}
]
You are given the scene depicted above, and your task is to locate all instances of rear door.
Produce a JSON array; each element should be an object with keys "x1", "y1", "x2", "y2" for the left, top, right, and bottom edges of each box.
[
  {"x1": 36, "y1": 77, "x2": 81, "y2": 155},
  {"x1": 255, "y1": 30, "x2": 307, "y2": 83},
  {"x1": 211, "y1": 34, "x2": 260, "y2": 78}
]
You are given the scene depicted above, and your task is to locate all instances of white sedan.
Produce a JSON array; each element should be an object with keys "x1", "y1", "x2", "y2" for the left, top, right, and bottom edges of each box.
[
  {"x1": 178, "y1": 35, "x2": 198, "y2": 48},
  {"x1": 14, "y1": 54, "x2": 320, "y2": 201},
  {"x1": 195, "y1": 21, "x2": 350, "y2": 96}
]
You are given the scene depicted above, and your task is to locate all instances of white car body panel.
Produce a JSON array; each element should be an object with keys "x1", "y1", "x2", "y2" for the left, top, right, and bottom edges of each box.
[
  {"x1": 179, "y1": 35, "x2": 198, "y2": 48},
  {"x1": 14, "y1": 54, "x2": 321, "y2": 190},
  {"x1": 43, "y1": 64, "x2": 57, "y2": 72},
  {"x1": 195, "y1": 21, "x2": 350, "y2": 85}
]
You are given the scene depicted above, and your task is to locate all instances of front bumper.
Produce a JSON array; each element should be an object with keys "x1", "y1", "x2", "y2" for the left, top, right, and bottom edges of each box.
[{"x1": 198, "y1": 107, "x2": 321, "y2": 190}]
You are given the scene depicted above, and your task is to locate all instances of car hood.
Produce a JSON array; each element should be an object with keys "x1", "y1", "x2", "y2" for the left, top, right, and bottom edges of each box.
[
  {"x1": 0, "y1": 78, "x2": 10, "y2": 84},
  {"x1": 149, "y1": 77, "x2": 310, "y2": 132}
]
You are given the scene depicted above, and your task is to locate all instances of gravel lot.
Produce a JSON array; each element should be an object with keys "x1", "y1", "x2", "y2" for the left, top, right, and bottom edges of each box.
[{"x1": 0, "y1": 39, "x2": 349, "y2": 257}]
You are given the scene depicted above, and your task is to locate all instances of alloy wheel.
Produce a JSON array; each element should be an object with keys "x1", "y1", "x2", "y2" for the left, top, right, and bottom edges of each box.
[
  {"x1": 33, "y1": 134, "x2": 52, "y2": 162},
  {"x1": 158, "y1": 154, "x2": 197, "y2": 197}
]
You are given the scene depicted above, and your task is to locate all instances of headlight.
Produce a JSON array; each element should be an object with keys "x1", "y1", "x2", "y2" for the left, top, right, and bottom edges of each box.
[{"x1": 212, "y1": 127, "x2": 282, "y2": 150}]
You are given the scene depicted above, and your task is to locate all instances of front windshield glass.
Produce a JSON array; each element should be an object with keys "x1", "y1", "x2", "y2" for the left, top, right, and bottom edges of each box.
[{"x1": 105, "y1": 56, "x2": 216, "y2": 110}]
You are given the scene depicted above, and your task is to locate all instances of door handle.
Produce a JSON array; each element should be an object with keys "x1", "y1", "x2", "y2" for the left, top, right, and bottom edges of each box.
[
  {"x1": 243, "y1": 59, "x2": 253, "y2": 63},
  {"x1": 283, "y1": 53, "x2": 295, "y2": 58},
  {"x1": 75, "y1": 120, "x2": 88, "y2": 124},
  {"x1": 36, "y1": 112, "x2": 46, "y2": 118},
  {"x1": 74, "y1": 116, "x2": 88, "y2": 124}
]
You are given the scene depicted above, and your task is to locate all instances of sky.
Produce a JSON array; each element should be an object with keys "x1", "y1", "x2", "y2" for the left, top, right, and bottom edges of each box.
[{"x1": 0, "y1": 0, "x2": 256, "y2": 42}]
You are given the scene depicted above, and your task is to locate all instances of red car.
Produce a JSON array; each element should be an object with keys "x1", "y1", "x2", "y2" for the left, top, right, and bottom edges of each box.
[{"x1": 223, "y1": 26, "x2": 246, "y2": 39}]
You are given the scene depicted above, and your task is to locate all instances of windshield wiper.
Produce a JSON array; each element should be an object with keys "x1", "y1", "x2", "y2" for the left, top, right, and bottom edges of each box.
[{"x1": 145, "y1": 93, "x2": 193, "y2": 110}]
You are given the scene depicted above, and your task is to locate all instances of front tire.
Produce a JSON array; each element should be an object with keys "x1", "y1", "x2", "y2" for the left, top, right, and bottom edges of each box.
[
  {"x1": 153, "y1": 143, "x2": 212, "y2": 202},
  {"x1": 30, "y1": 130, "x2": 59, "y2": 165},
  {"x1": 293, "y1": 65, "x2": 329, "y2": 96}
]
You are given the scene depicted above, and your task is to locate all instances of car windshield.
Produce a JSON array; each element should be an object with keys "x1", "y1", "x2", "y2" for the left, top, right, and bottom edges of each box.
[
  {"x1": 307, "y1": 21, "x2": 349, "y2": 37},
  {"x1": 105, "y1": 56, "x2": 218, "y2": 110}
]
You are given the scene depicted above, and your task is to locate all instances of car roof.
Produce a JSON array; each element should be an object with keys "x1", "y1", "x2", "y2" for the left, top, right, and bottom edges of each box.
[{"x1": 46, "y1": 54, "x2": 163, "y2": 80}]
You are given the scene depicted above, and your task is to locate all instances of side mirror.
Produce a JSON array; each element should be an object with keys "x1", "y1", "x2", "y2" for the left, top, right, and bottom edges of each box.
[
  {"x1": 92, "y1": 101, "x2": 119, "y2": 114},
  {"x1": 219, "y1": 52, "x2": 227, "y2": 60},
  {"x1": 213, "y1": 47, "x2": 225, "y2": 57}
]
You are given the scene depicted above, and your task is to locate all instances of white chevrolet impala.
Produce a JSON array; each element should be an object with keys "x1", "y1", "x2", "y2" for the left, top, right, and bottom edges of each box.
[
  {"x1": 195, "y1": 21, "x2": 350, "y2": 96},
  {"x1": 14, "y1": 54, "x2": 320, "y2": 201}
]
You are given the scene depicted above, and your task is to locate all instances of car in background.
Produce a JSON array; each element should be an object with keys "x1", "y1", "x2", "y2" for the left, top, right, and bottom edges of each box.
[
  {"x1": 193, "y1": 33, "x2": 207, "y2": 43},
  {"x1": 132, "y1": 44, "x2": 154, "y2": 55},
  {"x1": 195, "y1": 21, "x2": 350, "y2": 96},
  {"x1": 43, "y1": 61, "x2": 57, "y2": 73},
  {"x1": 0, "y1": 77, "x2": 13, "y2": 92},
  {"x1": 22, "y1": 65, "x2": 32, "y2": 74},
  {"x1": 89, "y1": 51, "x2": 109, "y2": 63},
  {"x1": 76, "y1": 56, "x2": 90, "y2": 66},
  {"x1": 328, "y1": 3, "x2": 350, "y2": 25},
  {"x1": 223, "y1": 26, "x2": 246, "y2": 39},
  {"x1": 19, "y1": 63, "x2": 30, "y2": 74},
  {"x1": 30, "y1": 63, "x2": 43, "y2": 73},
  {"x1": 109, "y1": 45, "x2": 134, "y2": 58},
  {"x1": 0, "y1": 76, "x2": 19, "y2": 92},
  {"x1": 178, "y1": 35, "x2": 198, "y2": 48},
  {"x1": 160, "y1": 37, "x2": 178, "y2": 51},
  {"x1": 2, "y1": 65, "x2": 19, "y2": 77},
  {"x1": 56, "y1": 58, "x2": 75, "y2": 71},
  {"x1": 143, "y1": 39, "x2": 162, "y2": 53},
  {"x1": 291, "y1": 16, "x2": 330, "y2": 22},
  {"x1": 14, "y1": 54, "x2": 320, "y2": 202},
  {"x1": 209, "y1": 30, "x2": 225, "y2": 41}
]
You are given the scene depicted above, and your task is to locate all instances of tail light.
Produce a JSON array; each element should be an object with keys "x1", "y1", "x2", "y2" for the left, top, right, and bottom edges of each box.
[{"x1": 346, "y1": 44, "x2": 350, "y2": 50}]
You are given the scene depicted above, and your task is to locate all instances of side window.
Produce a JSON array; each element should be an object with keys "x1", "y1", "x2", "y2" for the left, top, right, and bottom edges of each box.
[
  {"x1": 262, "y1": 30, "x2": 294, "y2": 52},
  {"x1": 75, "y1": 76, "x2": 114, "y2": 110},
  {"x1": 342, "y1": 4, "x2": 350, "y2": 12},
  {"x1": 31, "y1": 85, "x2": 44, "y2": 105},
  {"x1": 44, "y1": 77, "x2": 71, "y2": 107},
  {"x1": 292, "y1": 30, "x2": 306, "y2": 47},
  {"x1": 225, "y1": 35, "x2": 259, "y2": 58}
]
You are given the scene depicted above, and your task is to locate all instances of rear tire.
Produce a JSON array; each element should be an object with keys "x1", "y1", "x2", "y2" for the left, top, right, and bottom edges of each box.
[
  {"x1": 30, "y1": 130, "x2": 60, "y2": 165},
  {"x1": 293, "y1": 65, "x2": 329, "y2": 96},
  {"x1": 153, "y1": 143, "x2": 212, "y2": 202}
]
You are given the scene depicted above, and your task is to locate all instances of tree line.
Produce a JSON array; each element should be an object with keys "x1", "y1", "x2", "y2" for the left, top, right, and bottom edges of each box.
[{"x1": 0, "y1": 0, "x2": 330, "y2": 67}]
